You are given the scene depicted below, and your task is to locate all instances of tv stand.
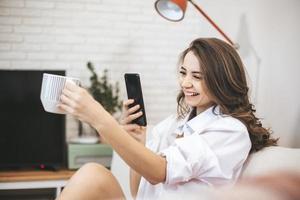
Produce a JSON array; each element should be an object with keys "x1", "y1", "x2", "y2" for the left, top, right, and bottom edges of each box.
[
  {"x1": 35, "y1": 164, "x2": 60, "y2": 171},
  {"x1": 0, "y1": 169, "x2": 75, "y2": 198}
]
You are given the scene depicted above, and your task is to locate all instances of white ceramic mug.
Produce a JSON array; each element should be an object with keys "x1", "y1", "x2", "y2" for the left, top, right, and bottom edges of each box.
[{"x1": 40, "y1": 73, "x2": 80, "y2": 114}]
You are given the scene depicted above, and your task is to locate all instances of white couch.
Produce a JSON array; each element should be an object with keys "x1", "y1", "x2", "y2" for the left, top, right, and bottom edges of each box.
[
  {"x1": 111, "y1": 146, "x2": 300, "y2": 199},
  {"x1": 241, "y1": 146, "x2": 300, "y2": 177}
]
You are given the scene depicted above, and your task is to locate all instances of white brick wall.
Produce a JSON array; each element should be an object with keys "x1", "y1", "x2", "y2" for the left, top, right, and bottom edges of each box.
[
  {"x1": 1, "y1": 2, "x2": 300, "y2": 198},
  {"x1": 0, "y1": 0, "x2": 202, "y2": 140}
]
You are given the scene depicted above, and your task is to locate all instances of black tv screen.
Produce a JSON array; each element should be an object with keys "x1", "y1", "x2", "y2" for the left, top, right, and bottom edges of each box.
[{"x1": 0, "y1": 70, "x2": 66, "y2": 170}]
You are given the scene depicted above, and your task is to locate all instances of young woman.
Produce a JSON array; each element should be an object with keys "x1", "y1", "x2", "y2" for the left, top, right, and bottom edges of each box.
[{"x1": 57, "y1": 38, "x2": 277, "y2": 200}]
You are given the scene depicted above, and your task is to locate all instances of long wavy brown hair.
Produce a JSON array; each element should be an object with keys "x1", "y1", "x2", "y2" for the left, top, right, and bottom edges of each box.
[{"x1": 177, "y1": 38, "x2": 278, "y2": 152}]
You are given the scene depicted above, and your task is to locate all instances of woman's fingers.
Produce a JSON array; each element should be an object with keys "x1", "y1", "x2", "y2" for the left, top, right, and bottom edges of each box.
[
  {"x1": 59, "y1": 82, "x2": 90, "y2": 116},
  {"x1": 121, "y1": 111, "x2": 143, "y2": 124},
  {"x1": 122, "y1": 124, "x2": 142, "y2": 132},
  {"x1": 61, "y1": 82, "x2": 82, "y2": 102},
  {"x1": 57, "y1": 102, "x2": 74, "y2": 114},
  {"x1": 122, "y1": 99, "x2": 135, "y2": 113},
  {"x1": 65, "y1": 80, "x2": 80, "y2": 92},
  {"x1": 61, "y1": 85, "x2": 76, "y2": 98},
  {"x1": 123, "y1": 99, "x2": 134, "y2": 109},
  {"x1": 57, "y1": 83, "x2": 106, "y2": 129},
  {"x1": 60, "y1": 94, "x2": 76, "y2": 108},
  {"x1": 62, "y1": 82, "x2": 90, "y2": 105},
  {"x1": 127, "y1": 104, "x2": 140, "y2": 115},
  {"x1": 120, "y1": 99, "x2": 142, "y2": 125}
]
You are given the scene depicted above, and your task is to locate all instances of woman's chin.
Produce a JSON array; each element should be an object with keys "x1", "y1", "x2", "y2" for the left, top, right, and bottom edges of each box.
[{"x1": 184, "y1": 99, "x2": 199, "y2": 107}]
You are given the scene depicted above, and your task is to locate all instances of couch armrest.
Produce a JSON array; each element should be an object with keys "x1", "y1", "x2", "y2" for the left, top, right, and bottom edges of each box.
[{"x1": 241, "y1": 146, "x2": 300, "y2": 178}]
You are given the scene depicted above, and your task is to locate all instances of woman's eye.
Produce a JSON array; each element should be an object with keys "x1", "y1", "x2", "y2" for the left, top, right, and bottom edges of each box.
[
  {"x1": 179, "y1": 71, "x2": 186, "y2": 75},
  {"x1": 194, "y1": 76, "x2": 203, "y2": 80}
]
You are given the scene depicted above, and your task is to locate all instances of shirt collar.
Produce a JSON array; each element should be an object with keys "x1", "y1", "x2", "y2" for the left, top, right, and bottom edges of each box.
[
  {"x1": 173, "y1": 111, "x2": 190, "y2": 136},
  {"x1": 174, "y1": 106, "x2": 221, "y2": 136}
]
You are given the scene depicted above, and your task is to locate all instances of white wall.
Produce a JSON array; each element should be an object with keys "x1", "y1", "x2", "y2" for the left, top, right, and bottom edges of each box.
[
  {"x1": 0, "y1": 0, "x2": 299, "y2": 147},
  {"x1": 234, "y1": 0, "x2": 300, "y2": 147},
  {"x1": 254, "y1": 0, "x2": 300, "y2": 147}
]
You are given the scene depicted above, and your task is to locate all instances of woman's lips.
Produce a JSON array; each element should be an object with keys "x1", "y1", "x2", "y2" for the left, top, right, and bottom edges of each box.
[{"x1": 184, "y1": 92, "x2": 200, "y2": 96}]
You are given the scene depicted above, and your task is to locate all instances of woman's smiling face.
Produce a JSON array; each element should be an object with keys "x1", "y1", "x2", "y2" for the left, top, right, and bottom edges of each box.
[{"x1": 179, "y1": 51, "x2": 214, "y2": 114}]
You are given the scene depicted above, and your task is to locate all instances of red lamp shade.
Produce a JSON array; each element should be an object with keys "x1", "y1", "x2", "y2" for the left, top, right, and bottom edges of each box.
[
  {"x1": 154, "y1": 0, "x2": 237, "y2": 47},
  {"x1": 154, "y1": 0, "x2": 187, "y2": 22}
]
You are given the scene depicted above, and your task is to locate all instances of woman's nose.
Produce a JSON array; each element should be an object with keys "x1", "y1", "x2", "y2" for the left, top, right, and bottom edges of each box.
[{"x1": 181, "y1": 76, "x2": 192, "y2": 88}]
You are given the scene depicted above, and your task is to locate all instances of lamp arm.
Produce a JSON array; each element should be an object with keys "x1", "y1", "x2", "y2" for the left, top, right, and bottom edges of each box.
[{"x1": 189, "y1": 0, "x2": 237, "y2": 48}]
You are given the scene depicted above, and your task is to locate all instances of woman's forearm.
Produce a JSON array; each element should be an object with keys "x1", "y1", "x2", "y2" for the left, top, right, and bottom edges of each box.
[
  {"x1": 94, "y1": 114, "x2": 166, "y2": 185},
  {"x1": 58, "y1": 83, "x2": 165, "y2": 183}
]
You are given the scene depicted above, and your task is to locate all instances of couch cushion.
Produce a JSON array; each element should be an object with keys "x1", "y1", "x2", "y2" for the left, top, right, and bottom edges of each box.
[{"x1": 241, "y1": 146, "x2": 300, "y2": 177}]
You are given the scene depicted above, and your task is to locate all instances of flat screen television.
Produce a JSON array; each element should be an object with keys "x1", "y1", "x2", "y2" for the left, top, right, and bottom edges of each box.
[{"x1": 0, "y1": 70, "x2": 66, "y2": 170}]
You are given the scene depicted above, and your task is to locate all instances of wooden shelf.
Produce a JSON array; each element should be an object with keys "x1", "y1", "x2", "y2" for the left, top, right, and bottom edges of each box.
[{"x1": 0, "y1": 169, "x2": 76, "y2": 182}]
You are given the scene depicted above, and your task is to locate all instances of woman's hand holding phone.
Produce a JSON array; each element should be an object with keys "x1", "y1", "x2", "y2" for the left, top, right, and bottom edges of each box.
[{"x1": 120, "y1": 99, "x2": 146, "y2": 145}]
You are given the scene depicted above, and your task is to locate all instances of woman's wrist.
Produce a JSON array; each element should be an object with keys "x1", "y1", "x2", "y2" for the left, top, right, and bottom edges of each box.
[
  {"x1": 87, "y1": 100, "x2": 110, "y2": 132},
  {"x1": 92, "y1": 108, "x2": 118, "y2": 136}
]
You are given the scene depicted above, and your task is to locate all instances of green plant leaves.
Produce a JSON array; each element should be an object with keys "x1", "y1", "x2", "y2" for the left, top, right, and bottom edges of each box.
[{"x1": 87, "y1": 62, "x2": 122, "y2": 114}]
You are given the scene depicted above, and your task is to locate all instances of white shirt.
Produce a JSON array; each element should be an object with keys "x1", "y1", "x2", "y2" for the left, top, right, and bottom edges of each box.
[{"x1": 136, "y1": 106, "x2": 251, "y2": 200}]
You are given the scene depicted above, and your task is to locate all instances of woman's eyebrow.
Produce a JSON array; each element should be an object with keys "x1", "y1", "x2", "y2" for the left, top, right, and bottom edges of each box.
[
  {"x1": 180, "y1": 66, "x2": 203, "y2": 74},
  {"x1": 180, "y1": 66, "x2": 186, "y2": 71}
]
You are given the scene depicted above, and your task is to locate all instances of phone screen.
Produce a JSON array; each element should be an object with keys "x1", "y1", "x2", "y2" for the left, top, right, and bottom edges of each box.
[{"x1": 124, "y1": 73, "x2": 147, "y2": 126}]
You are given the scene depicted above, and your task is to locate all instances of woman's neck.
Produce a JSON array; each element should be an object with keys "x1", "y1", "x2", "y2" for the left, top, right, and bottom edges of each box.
[{"x1": 196, "y1": 103, "x2": 214, "y2": 115}]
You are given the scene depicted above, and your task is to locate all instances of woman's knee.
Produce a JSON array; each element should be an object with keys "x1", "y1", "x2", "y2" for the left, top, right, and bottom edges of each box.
[
  {"x1": 59, "y1": 163, "x2": 123, "y2": 200},
  {"x1": 79, "y1": 162, "x2": 110, "y2": 174},
  {"x1": 74, "y1": 162, "x2": 125, "y2": 198},
  {"x1": 76, "y1": 162, "x2": 112, "y2": 184}
]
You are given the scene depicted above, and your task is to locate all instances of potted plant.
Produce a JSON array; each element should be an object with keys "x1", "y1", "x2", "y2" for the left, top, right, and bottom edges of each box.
[
  {"x1": 87, "y1": 62, "x2": 122, "y2": 115},
  {"x1": 77, "y1": 62, "x2": 122, "y2": 142}
]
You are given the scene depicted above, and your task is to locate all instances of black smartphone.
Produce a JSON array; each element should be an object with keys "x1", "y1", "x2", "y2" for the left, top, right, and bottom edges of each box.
[{"x1": 124, "y1": 73, "x2": 147, "y2": 126}]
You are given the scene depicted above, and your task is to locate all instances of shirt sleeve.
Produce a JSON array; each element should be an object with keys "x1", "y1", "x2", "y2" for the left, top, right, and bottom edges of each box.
[
  {"x1": 145, "y1": 115, "x2": 177, "y2": 152},
  {"x1": 160, "y1": 117, "x2": 251, "y2": 185},
  {"x1": 145, "y1": 125, "x2": 159, "y2": 151}
]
